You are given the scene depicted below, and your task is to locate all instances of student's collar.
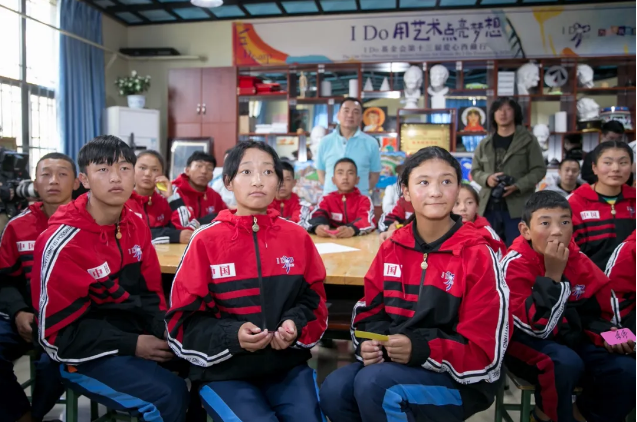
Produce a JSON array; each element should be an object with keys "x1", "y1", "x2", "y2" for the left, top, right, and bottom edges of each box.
[{"x1": 412, "y1": 214, "x2": 462, "y2": 253}]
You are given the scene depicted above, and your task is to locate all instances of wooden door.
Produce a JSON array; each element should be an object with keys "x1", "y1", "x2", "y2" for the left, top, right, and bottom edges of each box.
[
  {"x1": 168, "y1": 68, "x2": 203, "y2": 137},
  {"x1": 201, "y1": 67, "x2": 238, "y2": 164}
]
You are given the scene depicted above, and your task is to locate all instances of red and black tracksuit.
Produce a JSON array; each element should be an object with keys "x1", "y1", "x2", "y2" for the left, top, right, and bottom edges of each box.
[
  {"x1": 0, "y1": 203, "x2": 64, "y2": 421},
  {"x1": 31, "y1": 193, "x2": 189, "y2": 421},
  {"x1": 170, "y1": 173, "x2": 227, "y2": 231},
  {"x1": 127, "y1": 190, "x2": 183, "y2": 244},
  {"x1": 569, "y1": 183, "x2": 636, "y2": 270},
  {"x1": 502, "y1": 235, "x2": 635, "y2": 422},
  {"x1": 306, "y1": 188, "x2": 375, "y2": 235},
  {"x1": 605, "y1": 230, "x2": 636, "y2": 333},
  {"x1": 320, "y1": 216, "x2": 511, "y2": 422},
  {"x1": 378, "y1": 197, "x2": 414, "y2": 232},
  {"x1": 166, "y1": 209, "x2": 327, "y2": 421},
  {"x1": 472, "y1": 215, "x2": 506, "y2": 260},
  {"x1": 268, "y1": 192, "x2": 310, "y2": 224}
]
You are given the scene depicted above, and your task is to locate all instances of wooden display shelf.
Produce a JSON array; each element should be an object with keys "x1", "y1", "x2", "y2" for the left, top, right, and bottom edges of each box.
[
  {"x1": 448, "y1": 89, "x2": 489, "y2": 96},
  {"x1": 289, "y1": 96, "x2": 342, "y2": 104},
  {"x1": 578, "y1": 87, "x2": 636, "y2": 94},
  {"x1": 239, "y1": 132, "x2": 307, "y2": 136},
  {"x1": 515, "y1": 94, "x2": 575, "y2": 102},
  {"x1": 363, "y1": 131, "x2": 398, "y2": 136},
  {"x1": 238, "y1": 93, "x2": 288, "y2": 100}
]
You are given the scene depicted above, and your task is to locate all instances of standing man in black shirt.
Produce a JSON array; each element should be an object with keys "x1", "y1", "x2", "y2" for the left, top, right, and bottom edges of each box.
[{"x1": 471, "y1": 97, "x2": 547, "y2": 246}]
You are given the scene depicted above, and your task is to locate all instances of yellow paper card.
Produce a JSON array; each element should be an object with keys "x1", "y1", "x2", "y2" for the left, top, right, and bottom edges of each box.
[{"x1": 354, "y1": 330, "x2": 389, "y2": 342}]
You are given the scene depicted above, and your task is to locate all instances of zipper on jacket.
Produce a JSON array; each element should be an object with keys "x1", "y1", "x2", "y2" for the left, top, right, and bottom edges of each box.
[
  {"x1": 280, "y1": 201, "x2": 285, "y2": 219},
  {"x1": 197, "y1": 196, "x2": 202, "y2": 219},
  {"x1": 611, "y1": 203, "x2": 616, "y2": 216},
  {"x1": 143, "y1": 204, "x2": 151, "y2": 227},
  {"x1": 114, "y1": 226, "x2": 124, "y2": 269},
  {"x1": 251, "y1": 219, "x2": 267, "y2": 329},
  {"x1": 418, "y1": 253, "x2": 428, "y2": 298},
  {"x1": 342, "y1": 195, "x2": 348, "y2": 224}
]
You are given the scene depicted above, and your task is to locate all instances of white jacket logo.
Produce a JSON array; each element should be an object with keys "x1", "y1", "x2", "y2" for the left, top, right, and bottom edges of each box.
[
  {"x1": 580, "y1": 211, "x2": 600, "y2": 220},
  {"x1": 87, "y1": 262, "x2": 111, "y2": 279},
  {"x1": 16, "y1": 241, "x2": 35, "y2": 252},
  {"x1": 129, "y1": 245, "x2": 142, "y2": 262},
  {"x1": 211, "y1": 263, "x2": 236, "y2": 279},
  {"x1": 384, "y1": 263, "x2": 401, "y2": 277}
]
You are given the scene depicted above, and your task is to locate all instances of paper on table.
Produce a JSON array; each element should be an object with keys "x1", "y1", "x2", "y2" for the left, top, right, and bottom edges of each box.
[{"x1": 314, "y1": 242, "x2": 360, "y2": 255}]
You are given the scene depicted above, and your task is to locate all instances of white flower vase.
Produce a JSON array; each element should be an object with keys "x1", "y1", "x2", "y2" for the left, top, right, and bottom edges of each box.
[{"x1": 127, "y1": 95, "x2": 146, "y2": 109}]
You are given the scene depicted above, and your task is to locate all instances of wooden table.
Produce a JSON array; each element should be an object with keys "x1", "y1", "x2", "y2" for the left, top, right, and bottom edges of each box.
[{"x1": 154, "y1": 234, "x2": 379, "y2": 286}]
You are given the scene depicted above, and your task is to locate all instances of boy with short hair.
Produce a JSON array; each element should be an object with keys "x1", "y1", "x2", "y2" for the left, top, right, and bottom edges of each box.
[
  {"x1": 268, "y1": 161, "x2": 310, "y2": 223},
  {"x1": 170, "y1": 151, "x2": 227, "y2": 230},
  {"x1": 502, "y1": 191, "x2": 635, "y2": 422},
  {"x1": 306, "y1": 158, "x2": 375, "y2": 238},
  {"x1": 545, "y1": 158, "x2": 582, "y2": 198},
  {"x1": 0, "y1": 152, "x2": 77, "y2": 422},
  {"x1": 31, "y1": 136, "x2": 189, "y2": 421}
]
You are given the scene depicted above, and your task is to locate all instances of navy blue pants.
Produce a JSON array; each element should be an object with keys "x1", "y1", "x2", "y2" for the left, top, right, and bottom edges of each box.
[
  {"x1": 484, "y1": 208, "x2": 520, "y2": 247},
  {"x1": 0, "y1": 318, "x2": 64, "y2": 421},
  {"x1": 506, "y1": 333, "x2": 635, "y2": 422},
  {"x1": 199, "y1": 363, "x2": 325, "y2": 422},
  {"x1": 60, "y1": 355, "x2": 190, "y2": 422},
  {"x1": 319, "y1": 362, "x2": 499, "y2": 422}
]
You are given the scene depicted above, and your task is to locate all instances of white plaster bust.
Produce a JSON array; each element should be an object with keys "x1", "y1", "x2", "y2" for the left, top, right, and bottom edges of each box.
[
  {"x1": 309, "y1": 125, "x2": 326, "y2": 159},
  {"x1": 533, "y1": 124, "x2": 550, "y2": 162},
  {"x1": 516, "y1": 63, "x2": 540, "y2": 95},
  {"x1": 577, "y1": 98, "x2": 600, "y2": 121},
  {"x1": 403, "y1": 65, "x2": 423, "y2": 109},
  {"x1": 427, "y1": 65, "x2": 449, "y2": 109},
  {"x1": 577, "y1": 64, "x2": 594, "y2": 88}
]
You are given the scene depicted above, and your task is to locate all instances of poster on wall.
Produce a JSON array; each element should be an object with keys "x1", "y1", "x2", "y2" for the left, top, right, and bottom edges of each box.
[
  {"x1": 458, "y1": 106, "x2": 487, "y2": 132},
  {"x1": 363, "y1": 107, "x2": 387, "y2": 133},
  {"x1": 233, "y1": 3, "x2": 635, "y2": 66}
]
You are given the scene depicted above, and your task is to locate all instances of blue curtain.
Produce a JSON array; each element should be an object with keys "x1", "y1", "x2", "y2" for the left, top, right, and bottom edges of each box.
[
  {"x1": 58, "y1": 0, "x2": 105, "y2": 160},
  {"x1": 312, "y1": 104, "x2": 340, "y2": 128}
]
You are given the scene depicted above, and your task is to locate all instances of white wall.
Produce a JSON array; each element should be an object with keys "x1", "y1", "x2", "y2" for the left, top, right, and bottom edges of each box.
[{"x1": 102, "y1": 15, "x2": 129, "y2": 109}]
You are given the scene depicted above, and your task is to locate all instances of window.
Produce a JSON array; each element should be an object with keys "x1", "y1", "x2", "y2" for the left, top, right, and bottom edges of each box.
[{"x1": 0, "y1": 0, "x2": 58, "y2": 177}]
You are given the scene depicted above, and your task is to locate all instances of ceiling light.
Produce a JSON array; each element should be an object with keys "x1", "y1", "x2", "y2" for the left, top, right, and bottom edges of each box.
[{"x1": 191, "y1": 0, "x2": 223, "y2": 7}]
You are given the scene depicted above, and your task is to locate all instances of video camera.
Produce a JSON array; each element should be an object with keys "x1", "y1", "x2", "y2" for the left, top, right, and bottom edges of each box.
[{"x1": 0, "y1": 148, "x2": 36, "y2": 218}]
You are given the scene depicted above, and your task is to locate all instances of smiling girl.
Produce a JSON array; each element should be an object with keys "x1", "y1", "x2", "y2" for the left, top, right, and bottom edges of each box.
[
  {"x1": 320, "y1": 146, "x2": 511, "y2": 422},
  {"x1": 453, "y1": 183, "x2": 506, "y2": 259},
  {"x1": 166, "y1": 141, "x2": 327, "y2": 422},
  {"x1": 569, "y1": 141, "x2": 636, "y2": 270}
]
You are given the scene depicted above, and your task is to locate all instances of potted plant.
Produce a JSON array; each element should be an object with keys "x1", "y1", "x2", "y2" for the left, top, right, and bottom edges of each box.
[{"x1": 115, "y1": 70, "x2": 151, "y2": 109}]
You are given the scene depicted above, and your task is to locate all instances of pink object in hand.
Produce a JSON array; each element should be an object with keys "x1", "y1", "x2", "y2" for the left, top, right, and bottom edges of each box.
[{"x1": 601, "y1": 328, "x2": 636, "y2": 345}]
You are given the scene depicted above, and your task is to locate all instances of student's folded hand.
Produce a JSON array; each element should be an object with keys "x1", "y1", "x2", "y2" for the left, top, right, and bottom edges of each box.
[
  {"x1": 15, "y1": 311, "x2": 34, "y2": 343},
  {"x1": 361, "y1": 340, "x2": 383, "y2": 366},
  {"x1": 335, "y1": 226, "x2": 355, "y2": 238},
  {"x1": 271, "y1": 320, "x2": 297, "y2": 350},
  {"x1": 179, "y1": 230, "x2": 194, "y2": 244},
  {"x1": 381, "y1": 334, "x2": 412, "y2": 365},
  {"x1": 604, "y1": 327, "x2": 636, "y2": 355},
  {"x1": 238, "y1": 322, "x2": 272, "y2": 352},
  {"x1": 315, "y1": 225, "x2": 333, "y2": 238},
  {"x1": 135, "y1": 335, "x2": 174, "y2": 362}
]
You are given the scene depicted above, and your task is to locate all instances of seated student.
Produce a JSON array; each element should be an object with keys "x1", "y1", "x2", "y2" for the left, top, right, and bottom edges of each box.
[
  {"x1": 320, "y1": 147, "x2": 511, "y2": 422},
  {"x1": 31, "y1": 136, "x2": 189, "y2": 422},
  {"x1": 545, "y1": 158, "x2": 582, "y2": 198},
  {"x1": 453, "y1": 183, "x2": 506, "y2": 259},
  {"x1": 127, "y1": 150, "x2": 193, "y2": 244},
  {"x1": 0, "y1": 153, "x2": 77, "y2": 422},
  {"x1": 378, "y1": 196, "x2": 414, "y2": 241},
  {"x1": 211, "y1": 148, "x2": 237, "y2": 210},
  {"x1": 166, "y1": 141, "x2": 327, "y2": 422},
  {"x1": 502, "y1": 191, "x2": 635, "y2": 422},
  {"x1": 605, "y1": 230, "x2": 636, "y2": 334},
  {"x1": 170, "y1": 151, "x2": 227, "y2": 230},
  {"x1": 569, "y1": 141, "x2": 636, "y2": 270},
  {"x1": 306, "y1": 158, "x2": 375, "y2": 238},
  {"x1": 268, "y1": 160, "x2": 310, "y2": 223},
  {"x1": 381, "y1": 165, "x2": 404, "y2": 214}
]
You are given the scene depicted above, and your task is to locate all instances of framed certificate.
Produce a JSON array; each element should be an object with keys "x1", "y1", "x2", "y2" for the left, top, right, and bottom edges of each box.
[{"x1": 399, "y1": 123, "x2": 451, "y2": 154}]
